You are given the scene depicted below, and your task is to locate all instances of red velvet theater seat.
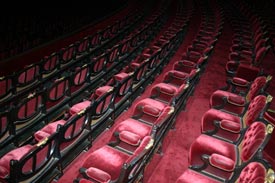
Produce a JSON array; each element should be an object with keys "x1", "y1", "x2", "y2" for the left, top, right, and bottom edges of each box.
[
  {"x1": 69, "y1": 85, "x2": 113, "y2": 115},
  {"x1": 78, "y1": 136, "x2": 153, "y2": 182},
  {"x1": 0, "y1": 134, "x2": 58, "y2": 182},
  {"x1": 0, "y1": 145, "x2": 34, "y2": 179},
  {"x1": 173, "y1": 60, "x2": 200, "y2": 81},
  {"x1": 132, "y1": 98, "x2": 172, "y2": 124},
  {"x1": 15, "y1": 63, "x2": 40, "y2": 92},
  {"x1": 202, "y1": 95, "x2": 270, "y2": 142},
  {"x1": 163, "y1": 70, "x2": 189, "y2": 87},
  {"x1": 226, "y1": 46, "x2": 271, "y2": 76},
  {"x1": 0, "y1": 74, "x2": 14, "y2": 103},
  {"x1": 176, "y1": 161, "x2": 273, "y2": 183},
  {"x1": 150, "y1": 82, "x2": 189, "y2": 105},
  {"x1": 39, "y1": 52, "x2": 60, "y2": 78},
  {"x1": 181, "y1": 51, "x2": 208, "y2": 66},
  {"x1": 210, "y1": 75, "x2": 271, "y2": 115},
  {"x1": 189, "y1": 122, "x2": 273, "y2": 180}
]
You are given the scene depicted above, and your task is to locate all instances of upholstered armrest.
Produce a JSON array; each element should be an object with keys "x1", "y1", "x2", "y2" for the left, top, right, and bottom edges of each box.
[
  {"x1": 80, "y1": 167, "x2": 111, "y2": 183},
  {"x1": 119, "y1": 131, "x2": 141, "y2": 146},
  {"x1": 154, "y1": 107, "x2": 174, "y2": 127},
  {"x1": 231, "y1": 77, "x2": 249, "y2": 87},
  {"x1": 209, "y1": 153, "x2": 235, "y2": 172},
  {"x1": 227, "y1": 95, "x2": 245, "y2": 106},
  {"x1": 215, "y1": 120, "x2": 241, "y2": 133}
]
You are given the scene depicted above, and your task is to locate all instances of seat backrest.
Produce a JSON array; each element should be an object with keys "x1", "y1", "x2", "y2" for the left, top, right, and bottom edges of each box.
[
  {"x1": 0, "y1": 74, "x2": 13, "y2": 103},
  {"x1": 240, "y1": 121, "x2": 273, "y2": 163},
  {"x1": 107, "y1": 44, "x2": 120, "y2": 65},
  {"x1": 117, "y1": 136, "x2": 154, "y2": 183},
  {"x1": 40, "y1": 52, "x2": 60, "y2": 78},
  {"x1": 113, "y1": 72, "x2": 133, "y2": 97},
  {"x1": 243, "y1": 95, "x2": 270, "y2": 127},
  {"x1": 254, "y1": 46, "x2": 271, "y2": 66},
  {"x1": 0, "y1": 110, "x2": 11, "y2": 148},
  {"x1": 76, "y1": 37, "x2": 90, "y2": 55},
  {"x1": 236, "y1": 161, "x2": 272, "y2": 183},
  {"x1": 70, "y1": 64, "x2": 90, "y2": 95},
  {"x1": 90, "y1": 53, "x2": 107, "y2": 76},
  {"x1": 12, "y1": 91, "x2": 44, "y2": 134},
  {"x1": 90, "y1": 86, "x2": 115, "y2": 118},
  {"x1": 89, "y1": 31, "x2": 102, "y2": 49},
  {"x1": 246, "y1": 76, "x2": 271, "y2": 101},
  {"x1": 16, "y1": 64, "x2": 40, "y2": 91},
  {"x1": 46, "y1": 76, "x2": 70, "y2": 110},
  {"x1": 7, "y1": 136, "x2": 58, "y2": 183},
  {"x1": 58, "y1": 109, "x2": 90, "y2": 153},
  {"x1": 60, "y1": 44, "x2": 76, "y2": 65}
]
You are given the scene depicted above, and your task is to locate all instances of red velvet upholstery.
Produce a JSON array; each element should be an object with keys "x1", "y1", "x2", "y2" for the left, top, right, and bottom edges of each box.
[
  {"x1": 189, "y1": 134, "x2": 236, "y2": 179},
  {"x1": 246, "y1": 76, "x2": 268, "y2": 101},
  {"x1": 176, "y1": 162, "x2": 267, "y2": 183},
  {"x1": 70, "y1": 101, "x2": 91, "y2": 115},
  {"x1": 176, "y1": 169, "x2": 220, "y2": 183},
  {"x1": 202, "y1": 95, "x2": 267, "y2": 142},
  {"x1": 210, "y1": 91, "x2": 246, "y2": 115},
  {"x1": 82, "y1": 145, "x2": 130, "y2": 180},
  {"x1": 189, "y1": 122, "x2": 268, "y2": 180},
  {"x1": 220, "y1": 119, "x2": 241, "y2": 133},
  {"x1": 164, "y1": 70, "x2": 189, "y2": 87},
  {"x1": 70, "y1": 85, "x2": 112, "y2": 115},
  {"x1": 150, "y1": 83, "x2": 178, "y2": 104},
  {"x1": 237, "y1": 162, "x2": 266, "y2": 183},
  {"x1": 173, "y1": 61, "x2": 199, "y2": 80},
  {"x1": 17, "y1": 93, "x2": 42, "y2": 120},
  {"x1": 85, "y1": 167, "x2": 111, "y2": 182},
  {"x1": 73, "y1": 66, "x2": 89, "y2": 87},
  {"x1": 0, "y1": 76, "x2": 12, "y2": 101},
  {"x1": 114, "y1": 118, "x2": 152, "y2": 138},
  {"x1": 240, "y1": 122, "x2": 266, "y2": 162},
  {"x1": 0, "y1": 145, "x2": 34, "y2": 179},
  {"x1": 34, "y1": 119, "x2": 66, "y2": 141},
  {"x1": 232, "y1": 77, "x2": 249, "y2": 87},
  {"x1": 174, "y1": 60, "x2": 197, "y2": 74},
  {"x1": 17, "y1": 64, "x2": 39, "y2": 87},
  {"x1": 119, "y1": 131, "x2": 141, "y2": 146},
  {"x1": 209, "y1": 153, "x2": 235, "y2": 172},
  {"x1": 41, "y1": 53, "x2": 59, "y2": 77},
  {"x1": 82, "y1": 136, "x2": 151, "y2": 181},
  {"x1": 210, "y1": 76, "x2": 267, "y2": 114},
  {"x1": 133, "y1": 98, "x2": 173, "y2": 127},
  {"x1": 234, "y1": 63, "x2": 261, "y2": 82},
  {"x1": 181, "y1": 51, "x2": 207, "y2": 65}
]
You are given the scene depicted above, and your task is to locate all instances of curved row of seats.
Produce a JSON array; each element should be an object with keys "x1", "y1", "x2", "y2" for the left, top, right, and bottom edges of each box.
[
  {"x1": 0, "y1": 1, "x2": 178, "y2": 182},
  {"x1": 176, "y1": 0, "x2": 275, "y2": 182},
  {"x1": 0, "y1": 3, "x2": 170, "y2": 155},
  {"x1": 71, "y1": 0, "x2": 226, "y2": 182}
]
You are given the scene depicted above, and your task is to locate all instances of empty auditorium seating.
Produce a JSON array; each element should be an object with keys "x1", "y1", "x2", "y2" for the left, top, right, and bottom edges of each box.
[
  {"x1": 1, "y1": 0, "x2": 274, "y2": 183},
  {"x1": 176, "y1": 160, "x2": 275, "y2": 183},
  {"x1": 202, "y1": 95, "x2": 272, "y2": 142},
  {"x1": 210, "y1": 75, "x2": 272, "y2": 115},
  {"x1": 189, "y1": 121, "x2": 273, "y2": 181}
]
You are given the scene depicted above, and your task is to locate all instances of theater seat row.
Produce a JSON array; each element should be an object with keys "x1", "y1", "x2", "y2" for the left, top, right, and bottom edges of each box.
[
  {"x1": 72, "y1": 0, "x2": 227, "y2": 182},
  {"x1": 0, "y1": 1, "x2": 184, "y2": 182},
  {"x1": 176, "y1": 0, "x2": 275, "y2": 182}
]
